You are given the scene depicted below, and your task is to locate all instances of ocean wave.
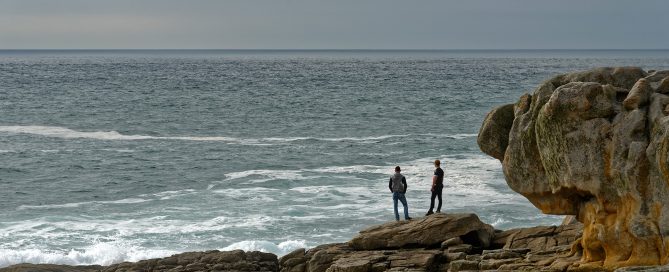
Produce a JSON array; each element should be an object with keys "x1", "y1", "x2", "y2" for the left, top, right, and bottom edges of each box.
[
  {"x1": 221, "y1": 240, "x2": 308, "y2": 257},
  {"x1": 224, "y1": 169, "x2": 306, "y2": 181},
  {"x1": 0, "y1": 239, "x2": 307, "y2": 268},
  {"x1": 1, "y1": 215, "x2": 277, "y2": 240},
  {"x1": 17, "y1": 198, "x2": 151, "y2": 210},
  {"x1": 0, "y1": 125, "x2": 476, "y2": 144},
  {"x1": 0, "y1": 242, "x2": 178, "y2": 268},
  {"x1": 0, "y1": 126, "x2": 155, "y2": 140},
  {"x1": 220, "y1": 154, "x2": 501, "y2": 187}
]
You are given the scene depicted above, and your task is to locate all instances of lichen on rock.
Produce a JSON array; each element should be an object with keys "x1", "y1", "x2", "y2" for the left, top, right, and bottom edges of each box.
[{"x1": 478, "y1": 67, "x2": 669, "y2": 269}]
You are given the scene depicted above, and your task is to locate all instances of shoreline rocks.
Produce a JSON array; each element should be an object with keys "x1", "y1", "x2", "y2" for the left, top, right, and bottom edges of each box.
[
  {"x1": 279, "y1": 213, "x2": 589, "y2": 272},
  {"x1": 5, "y1": 212, "x2": 669, "y2": 271}
]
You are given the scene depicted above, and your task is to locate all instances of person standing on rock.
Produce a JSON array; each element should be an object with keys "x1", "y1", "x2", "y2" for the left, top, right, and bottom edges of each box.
[
  {"x1": 426, "y1": 159, "x2": 444, "y2": 215},
  {"x1": 389, "y1": 166, "x2": 412, "y2": 221}
]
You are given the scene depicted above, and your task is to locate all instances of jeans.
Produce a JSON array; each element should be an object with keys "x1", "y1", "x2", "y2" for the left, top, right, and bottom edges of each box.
[
  {"x1": 393, "y1": 192, "x2": 409, "y2": 221},
  {"x1": 428, "y1": 185, "x2": 443, "y2": 213}
]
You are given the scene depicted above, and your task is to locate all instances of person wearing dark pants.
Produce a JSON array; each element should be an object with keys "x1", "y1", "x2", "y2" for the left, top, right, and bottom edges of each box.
[
  {"x1": 389, "y1": 166, "x2": 412, "y2": 221},
  {"x1": 426, "y1": 160, "x2": 444, "y2": 216}
]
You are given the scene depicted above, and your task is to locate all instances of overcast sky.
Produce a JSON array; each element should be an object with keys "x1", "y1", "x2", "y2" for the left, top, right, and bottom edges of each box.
[{"x1": 1, "y1": 0, "x2": 668, "y2": 49}]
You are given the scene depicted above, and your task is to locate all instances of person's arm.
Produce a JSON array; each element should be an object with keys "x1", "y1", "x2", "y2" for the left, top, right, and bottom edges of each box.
[
  {"x1": 431, "y1": 173, "x2": 437, "y2": 191},
  {"x1": 402, "y1": 177, "x2": 407, "y2": 193},
  {"x1": 389, "y1": 178, "x2": 393, "y2": 192}
]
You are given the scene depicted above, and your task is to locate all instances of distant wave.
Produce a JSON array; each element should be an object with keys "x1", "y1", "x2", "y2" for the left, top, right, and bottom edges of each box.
[
  {"x1": 17, "y1": 198, "x2": 151, "y2": 210},
  {"x1": 220, "y1": 154, "x2": 502, "y2": 194},
  {"x1": 0, "y1": 125, "x2": 476, "y2": 144}
]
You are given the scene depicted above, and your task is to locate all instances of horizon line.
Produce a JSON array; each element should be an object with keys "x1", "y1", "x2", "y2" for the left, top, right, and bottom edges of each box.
[{"x1": 2, "y1": 48, "x2": 669, "y2": 51}]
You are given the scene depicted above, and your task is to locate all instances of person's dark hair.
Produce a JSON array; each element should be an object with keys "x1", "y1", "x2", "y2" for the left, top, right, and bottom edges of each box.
[
  {"x1": 434, "y1": 159, "x2": 441, "y2": 166},
  {"x1": 395, "y1": 166, "x2": 401, "y2": 172}
]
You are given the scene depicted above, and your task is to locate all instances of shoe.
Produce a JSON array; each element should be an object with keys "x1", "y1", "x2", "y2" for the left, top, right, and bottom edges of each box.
[
  {"x1": 436, "y1": 210, "x2": 441, "y2": 213},
  {"x1": 406, "y1": 217, "x2": 413, "y2": 220},
  {"x1": 425, "y1": 211, "x2": 434, "y2": 216}
]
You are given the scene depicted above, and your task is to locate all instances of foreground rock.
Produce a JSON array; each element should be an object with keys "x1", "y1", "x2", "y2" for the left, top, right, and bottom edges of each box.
[
  {"x1": 478, "y1": 67, "x2": 669, "y2": 270},
  {"x1": 280, "y1": 213, "x2": 588, "y2": 272},
  {"x1": 349, "y1": 213, "x2": 495, "y2": 250}
]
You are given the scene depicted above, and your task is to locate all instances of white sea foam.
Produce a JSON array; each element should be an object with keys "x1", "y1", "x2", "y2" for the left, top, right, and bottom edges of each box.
[
  {"x1": 17, "y1": 198, "x2": 151, "y2": 210},
  {"x1": 443, "y1": 133, "x2": 478, "y2": 139},
  {"x1": 221, "y1": 240, "x2": 308, "y2": 257},
  {"x1": 100, "y1": 148, "x2": 135, "y2": 153},
  {"x1": 0, "y1": 125, "x2": 476, "y2": 144},
  {"x1": 488, "y1": 217, "x2": 512, "y2": 228},
  {"x1": 0, "y1": 126, "x2": 154, "y2": 140},
  {"x1": 145, "y1": 189, "x2": 197, "y2": 200},
  {"x1": 222, "y1": 169, "x2": 328, "y2": 184},
  {"x1": 0, "y1": 242, "x2": 177, "y2": 268},
  {"x1": 18, "y1": 190, "x2": 201, "y2": 211},
  {"x1": 1, "y1": 215, "x2": 277, "y2": 242},
  {"x1": 0, "y1": 239, "x2": 308, "y2": 268}
]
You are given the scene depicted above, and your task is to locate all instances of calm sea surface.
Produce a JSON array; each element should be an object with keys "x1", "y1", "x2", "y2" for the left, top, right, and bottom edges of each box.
[{"x1": 1, "y1": 49, "x2": 669, "y2": 266}]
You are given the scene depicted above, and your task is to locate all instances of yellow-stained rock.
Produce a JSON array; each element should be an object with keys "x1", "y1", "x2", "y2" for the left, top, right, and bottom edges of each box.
[{"x1": 477, "y1": 67, "x2": 669, "y2": 271}]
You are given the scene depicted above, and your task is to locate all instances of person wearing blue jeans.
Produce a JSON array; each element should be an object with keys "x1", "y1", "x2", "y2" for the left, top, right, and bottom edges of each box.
[{"x1": 389, "y1": 166, "x2": 412, "y2": 221}]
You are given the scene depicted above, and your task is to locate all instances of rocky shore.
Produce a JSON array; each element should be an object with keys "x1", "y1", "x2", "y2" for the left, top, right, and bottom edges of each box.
[
  {"x1": 2, "y1": 213, "x2": 587, "y2": 272},
  {"x1": 6, "y1": 212, "x2": 666, "y2": 272},
  {"x1": 5, "y1": 67, "x2": 669, "y2": 272}
]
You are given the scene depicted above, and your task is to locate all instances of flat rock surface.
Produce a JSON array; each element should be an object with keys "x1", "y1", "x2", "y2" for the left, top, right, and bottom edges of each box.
[{"x1": 348, "y1": 213, "x2": 495, "y2": 251}]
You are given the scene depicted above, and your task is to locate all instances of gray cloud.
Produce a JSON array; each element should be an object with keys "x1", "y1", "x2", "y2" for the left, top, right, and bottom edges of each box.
[{"x1": 1, "y1": 0, "x2": 668, "y2": 49}]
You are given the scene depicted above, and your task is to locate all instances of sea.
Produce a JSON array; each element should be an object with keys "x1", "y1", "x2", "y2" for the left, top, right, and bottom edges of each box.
[{"x1": 1, "y1": 49, "x2": 669, "y2": 267}]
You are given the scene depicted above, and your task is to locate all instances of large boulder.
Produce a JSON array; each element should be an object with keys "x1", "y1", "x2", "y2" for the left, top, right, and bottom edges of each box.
[
  {"x1": 477, "y1": 67, "x2": 669, "y2": 269},
  {"x1": 348, "y1": 213, "x2": 495, "y2": 251}
]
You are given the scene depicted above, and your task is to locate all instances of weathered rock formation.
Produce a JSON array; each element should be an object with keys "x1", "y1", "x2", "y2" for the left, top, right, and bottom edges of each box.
[{"x1": 478, "y1": 67, "x2": 669, "y2": 270}]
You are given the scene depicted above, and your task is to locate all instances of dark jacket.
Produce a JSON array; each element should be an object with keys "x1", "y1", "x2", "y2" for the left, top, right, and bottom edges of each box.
[{"x1": 389, "y1": 172, "x2": 407, "y2": 193}]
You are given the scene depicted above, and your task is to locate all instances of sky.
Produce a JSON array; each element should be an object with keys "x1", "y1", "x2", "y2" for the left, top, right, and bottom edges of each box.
[{"x1": 1, "y1": 0, "x2": 668, "y2": 50}]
